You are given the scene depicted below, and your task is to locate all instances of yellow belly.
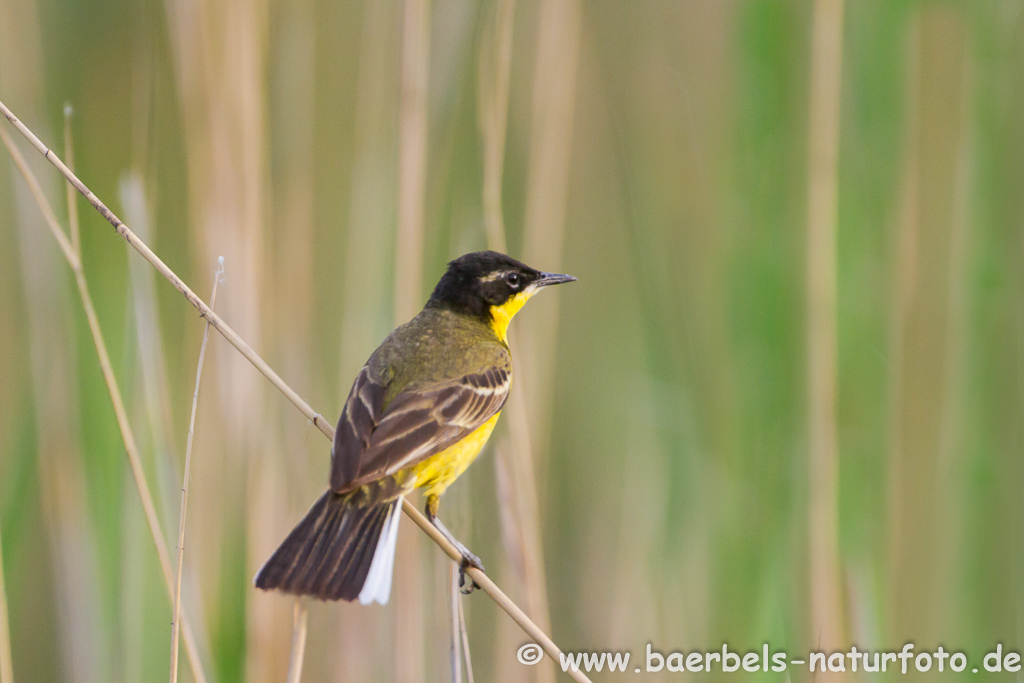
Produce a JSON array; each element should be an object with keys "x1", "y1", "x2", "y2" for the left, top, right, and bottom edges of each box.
[{"x1": 404, "y1": 412, "x2": 501, "y2": 499}]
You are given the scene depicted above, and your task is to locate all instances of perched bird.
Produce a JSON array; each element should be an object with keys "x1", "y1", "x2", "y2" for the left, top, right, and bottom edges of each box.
[{"x1": 254, "y1": 251, "x2": 576, "y2": 604}]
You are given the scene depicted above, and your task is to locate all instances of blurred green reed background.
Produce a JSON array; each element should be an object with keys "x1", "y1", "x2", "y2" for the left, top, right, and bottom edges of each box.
[{"x1": 1, "y1": 0, "x2": 1022, "y2": 681}]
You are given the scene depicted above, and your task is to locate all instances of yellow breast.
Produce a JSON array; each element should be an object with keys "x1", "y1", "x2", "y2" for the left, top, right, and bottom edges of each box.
[{"x1": 405, "y1": 412, "x2": 502, "y2": 498}]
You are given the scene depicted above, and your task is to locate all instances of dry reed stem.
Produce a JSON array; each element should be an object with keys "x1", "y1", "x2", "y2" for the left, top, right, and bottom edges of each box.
[
  {"x1": 0, "y1": 98, "x2": 593, "y2": 683},
  {"x1": 394, "y1": 0, "x2": 430, "y2": 323},
  {"x1": 457, "y1": 579, "x2": 474, "y2": 683},
  {"x1": 285, "y1": 599, "x2": 308, "y2": 683},
  {"x1": 170, "y1": 259, "x2": 222, "y2": 683},
  {"x1": 806, "y1": 0, "x2": 846, "y2": 667},
  {"x1": 519, "y1": 1, "x2": 580, "y2": 489},
  {"x1": 476, "y1": 8, "x2": 525, "y2": 681},
  {"x1": 886, "y1": 11, "x2": 967, "y2": 644},
  {"x1": 449, "y1": 564, "x2": 462, "y2": 683},
  {"x1": 0, "y1": 116, "x2": 209, "y2": 683},
  {"x1": 394, "y1": 2, "x2": 430, "y2": 680},
  {"x1": 0, "y1": 514, "x2": 13, "y2": 683}
]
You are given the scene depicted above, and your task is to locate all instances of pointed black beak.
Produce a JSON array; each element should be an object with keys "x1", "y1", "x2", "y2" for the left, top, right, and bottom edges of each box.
[{"x1": 534, "y1": 271, "x2": 577, "y2": 287}]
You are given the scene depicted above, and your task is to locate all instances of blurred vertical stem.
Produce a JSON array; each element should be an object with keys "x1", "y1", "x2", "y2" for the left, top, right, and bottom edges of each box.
[
  {"x1": 478, "y1": 0, "x2": 515, "y2": 254},
  {"x1": 170, "y1": 260, "x2": 222, "y2": 683},
  {"x1": 0, "y1": 515, "x2": 12, "y2": 683},
  {"x1": 394, "y1": 0, "x2": 430, "y2": 323},
  {"x1": 933, "y1": 53, "x2": 973, "y2": 634},
  {"x1": 520, "y1": 0, "x2": 581, "y2": 449},
  {"x1": 0, "y1": 124, "x2": 210, "y2": 683},
  {"x1": 806, "y1": 0, "x2": 846, "y2": 665},
  {"x1": 395, "y1": 0, "x2": 430, "y2": 680},
  {"x1": 509, "y1": 6, "x2": 582, "y2": 682},
  {"x1": 285, "y1": 599, "x2": 307, "y2": 683},
  {"x1": 886, "y1": 9, "x2": 968, "y2": 648},
  {"x1": 477, "y1": 11, "x2": 517, "y2": 676},
  {"x1": 122, "y1": 174, "x2": 181, "y2": 500}
]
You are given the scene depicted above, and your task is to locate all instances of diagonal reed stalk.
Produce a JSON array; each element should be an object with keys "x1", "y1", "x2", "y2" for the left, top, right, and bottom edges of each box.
[
  {"x1": 0, "y1": 98, "x2": 593, "y2": 683},
  {"x1": 170, "y1": 259, "x2": 222, "y2": 683},
  {"x1": 0, "y1": 115, "x2": 210, "y2": 683}
]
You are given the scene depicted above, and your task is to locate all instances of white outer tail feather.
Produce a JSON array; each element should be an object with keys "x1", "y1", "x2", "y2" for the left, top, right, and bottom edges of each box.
[{"x1": 358, "y1": 496, "x2": 403, "y2": 605}]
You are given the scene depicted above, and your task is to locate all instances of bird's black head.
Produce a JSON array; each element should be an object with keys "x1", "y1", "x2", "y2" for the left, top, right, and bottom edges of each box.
[{"x1": 426, "y1": 251, "x2": 576, "y2": 335}]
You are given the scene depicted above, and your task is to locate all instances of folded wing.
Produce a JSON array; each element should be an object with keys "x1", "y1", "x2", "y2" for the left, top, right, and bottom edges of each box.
[{"x1": 331, "y1": 363, "x2": 510, "y2": 492}]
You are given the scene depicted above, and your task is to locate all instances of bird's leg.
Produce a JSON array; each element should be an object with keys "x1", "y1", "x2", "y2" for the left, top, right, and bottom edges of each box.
[{"x1": 425, "y1": 495, "x2": 483, "y2": 594}]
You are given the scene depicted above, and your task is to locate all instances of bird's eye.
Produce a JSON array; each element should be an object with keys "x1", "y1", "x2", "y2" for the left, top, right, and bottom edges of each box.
[{"x1": 505, "y1": 272, "x2": 520, "y2": 287}]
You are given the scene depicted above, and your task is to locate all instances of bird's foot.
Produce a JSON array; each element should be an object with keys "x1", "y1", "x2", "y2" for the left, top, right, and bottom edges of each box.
[
  {"x1": 457, "y1": 548, "x2": 484, "y2": 595},
  {"x1": 426, "y1": 507, "x2": 485, "y2": 594}
]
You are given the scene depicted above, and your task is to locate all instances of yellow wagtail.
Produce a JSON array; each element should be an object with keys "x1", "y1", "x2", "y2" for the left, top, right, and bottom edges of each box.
[{"x1": 255, "y1": 251, "x2": 576, "y2": 603}]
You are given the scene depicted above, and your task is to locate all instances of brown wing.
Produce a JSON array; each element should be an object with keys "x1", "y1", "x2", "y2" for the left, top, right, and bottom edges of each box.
[
  {"x1": 330, "y1": 365, "x2": 388, "y2": 490},
  {"x1": 330, "y1": 364, "x2": 510, "y2": 492}
]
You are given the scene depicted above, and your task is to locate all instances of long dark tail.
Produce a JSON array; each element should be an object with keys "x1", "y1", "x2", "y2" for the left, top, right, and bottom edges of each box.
[{"x1": 254, "y1": 490, "x2": 403, "y2": 604}]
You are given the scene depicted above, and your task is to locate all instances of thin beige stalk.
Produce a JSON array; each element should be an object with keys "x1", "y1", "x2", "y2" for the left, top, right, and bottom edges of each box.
[
  {"x1": 0, "y1": 514, "x2": 13, "y2": 683},
  {"x1": 457, "y1": 580, "x2": 474, "y2": 683},
  {"x1": 449, "y1": 563, "x2": 462, "y2": 683},
  {"x1": 0, "y1": 119, "x2": 210, "y2": 683},
  {"x1": 170, "y1": 259, "x2": 222, "y2": 683},
  {"x1": 0, "y1": 98, "x2": 593, "y2": 683},
  {"x1": 806, "y1": 0, "x2": 846, "y2": 668},
  {"x1": 285, "y1": 599, "x2": 308, "y2": 683}
]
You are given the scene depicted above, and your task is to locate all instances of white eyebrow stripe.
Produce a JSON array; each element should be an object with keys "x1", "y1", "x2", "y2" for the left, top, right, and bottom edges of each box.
[{"x1": 479, "y1": 270, "x2": 511, "y2": 283}]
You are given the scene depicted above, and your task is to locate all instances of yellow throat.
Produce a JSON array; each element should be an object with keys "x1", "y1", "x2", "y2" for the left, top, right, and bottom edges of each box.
[{"x1": 488, "y1": 290, "x2": 533, "y2": 344}]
